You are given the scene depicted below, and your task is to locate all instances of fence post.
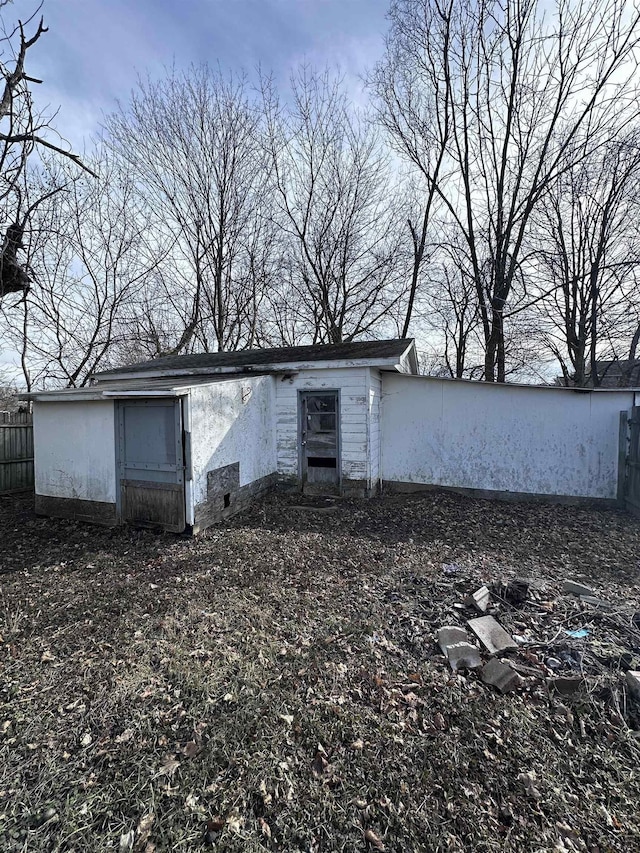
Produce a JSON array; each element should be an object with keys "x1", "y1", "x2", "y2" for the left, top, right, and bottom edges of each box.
[
  {"x1": 618, "y1": 410, "x2": 629, "y2": 507},
  {"x1": 626, "y1": 406, "x2": 640, "y2": 517}
]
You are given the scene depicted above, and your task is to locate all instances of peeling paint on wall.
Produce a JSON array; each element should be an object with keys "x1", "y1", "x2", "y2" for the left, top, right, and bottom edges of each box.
[
  {"x1": 381, "y1": 375, "x2": 633, "y2": 500},
  {"x1": 34, "y1": 401, "x2": 117, "y2": 502},
  {"x1": 188, "y1": 376, "x2": 277, "y2": 508},
  {"x1": 275, "y1": 367, "x2": 374, "y2": 488}
]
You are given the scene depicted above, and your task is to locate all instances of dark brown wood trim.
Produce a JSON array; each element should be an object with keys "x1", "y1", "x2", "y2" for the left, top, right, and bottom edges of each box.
[{"x1": 35, "y1": 494, "x2": 118, "y2": 526}]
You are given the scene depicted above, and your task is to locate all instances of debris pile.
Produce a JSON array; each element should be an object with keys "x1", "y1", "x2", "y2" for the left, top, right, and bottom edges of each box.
[{"x1": 436, "y1": 571, "x2": 640, "y2": 720}]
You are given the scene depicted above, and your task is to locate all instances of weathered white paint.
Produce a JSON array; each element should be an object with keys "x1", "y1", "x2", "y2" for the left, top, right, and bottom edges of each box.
[
  {"x1": 33, "y1": 400, "x2": 117, "y2": 503},
  {"x1": 188, "y1": 375, "x2": 277, "y2": 510},
  {"x1": 276, "y1": 367, "x2": 373, "y2": 485},
  {"x1": 381, "y1": 374, "x2": 634, "y2": 500}
]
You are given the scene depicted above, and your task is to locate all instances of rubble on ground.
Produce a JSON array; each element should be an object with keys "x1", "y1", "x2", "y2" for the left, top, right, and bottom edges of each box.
[{"x1": 434, "y1": 566, "x2": 640, "y2": 713}]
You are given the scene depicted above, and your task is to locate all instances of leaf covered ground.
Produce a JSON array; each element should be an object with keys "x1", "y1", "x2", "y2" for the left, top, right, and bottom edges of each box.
[{"x1": 1, "y1": 490, "x2": 640, "y2": 852}]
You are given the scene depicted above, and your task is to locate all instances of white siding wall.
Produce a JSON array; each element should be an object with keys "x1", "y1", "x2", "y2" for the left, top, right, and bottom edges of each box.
[
  {"x1": 188, "y1": 376, "x2": 277, "y2": 508},
  {"x1": 276, "y1": 368, "x2": 371, "y2": 484},
  {"x1": 368, "y1": 369, "x2": 382, "y2": 487},
  {"x1": 381, "y1": 374, "x2": 633, "y2": 500},
  {"x1": 34, "y1": 400, "x2": 117, "y2": 503}
]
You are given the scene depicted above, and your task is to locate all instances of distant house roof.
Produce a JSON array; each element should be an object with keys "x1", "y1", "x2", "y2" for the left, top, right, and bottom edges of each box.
[
  {"x1": 594, "y1": 359, "x2": 640, "y2": 388},
  {"x1": 92, "y1": 338, "x2": 418, "y2": 382}
]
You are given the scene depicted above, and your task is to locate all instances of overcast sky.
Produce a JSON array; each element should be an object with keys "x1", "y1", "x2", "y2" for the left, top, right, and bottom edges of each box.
[{"x1": 12, "y1": 0, "x2": 391, "y2": 150}]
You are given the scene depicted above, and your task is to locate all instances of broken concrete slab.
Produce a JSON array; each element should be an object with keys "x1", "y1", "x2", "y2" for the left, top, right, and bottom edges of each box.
[
  {"x1": 437, "y1": 626, "x2": 482, "y2": 671},
  {"x1": 437, "y1": 626, "x2": 468, "y2": 656},
  {"x1": 549, "y1": 676, "x2": 583, "y2": 696},
  {"x1": 445, "y1": 642, "x2": 482, "y2": 672},
  {"x1": 468, "y1": 615, "x2": 518, "y2": 655},
  {"x1": 468, "y1": 585, "x2": 491, "y2": 613},
  {"x1": 482, "y1": 658, "x2": 521, "y2": 693},
  {"x1": 562, "y1": 580, "x2": 594, "y2": 597},
  {"x1": 626, "y1": 671, "x2": 640, "y2": 701}
]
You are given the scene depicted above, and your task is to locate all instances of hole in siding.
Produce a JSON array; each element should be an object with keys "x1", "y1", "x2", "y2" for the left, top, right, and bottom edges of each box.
[
  {"x1": 223, "y1": 493, "x2": 231, "y2": 508},
  {"x1": 307, "y1": 457, "x2": 337, "y2": 468}
]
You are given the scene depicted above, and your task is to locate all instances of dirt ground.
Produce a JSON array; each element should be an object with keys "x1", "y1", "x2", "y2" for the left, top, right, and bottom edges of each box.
[{"x1": 1, "y1": 489, "x2": 640, "y2": 853}]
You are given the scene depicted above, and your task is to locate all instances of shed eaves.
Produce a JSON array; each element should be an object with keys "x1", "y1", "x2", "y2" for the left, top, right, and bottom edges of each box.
[{"x1": 94, "y1": 339, "x2": 416, "y2": 379}]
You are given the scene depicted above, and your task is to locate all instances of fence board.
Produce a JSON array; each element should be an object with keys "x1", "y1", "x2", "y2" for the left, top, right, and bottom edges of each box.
[
  {"x1": 626, "y1": 407, "x2": 640, "y2": 516},
  {"x1": 0, "y1": 411, "x2": 34, "y2": 492}
]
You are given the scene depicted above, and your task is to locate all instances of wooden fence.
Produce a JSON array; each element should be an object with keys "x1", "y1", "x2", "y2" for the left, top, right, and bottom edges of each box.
[
  {"x1": 0, "y1": 411, "x2": 34, "y2": 493},
  {"x1": 626, "y1": 406, "x2": 640, "y2": 517}
]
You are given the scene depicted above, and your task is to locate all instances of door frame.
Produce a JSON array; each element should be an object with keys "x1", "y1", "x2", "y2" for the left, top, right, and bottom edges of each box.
[
  {"x1": 115, "y1": 397, "x2": 187, "y2": 531},
  {"x1": 297, "y1": 388, "x2": 341, "y2": 490}
]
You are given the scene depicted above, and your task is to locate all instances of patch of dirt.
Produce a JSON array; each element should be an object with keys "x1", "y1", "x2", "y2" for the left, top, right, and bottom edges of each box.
[{"x1": 1, "y1": 490, "x2": 639, "y2": 851}]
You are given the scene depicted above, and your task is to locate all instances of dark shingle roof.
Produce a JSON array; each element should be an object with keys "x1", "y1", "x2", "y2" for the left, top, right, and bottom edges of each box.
[
  {"x1": 595, "y1": 359, "x2": 640, "y2": 388},
  {"x1": 94, "y1": 339, "x2": 416, "y2": 379}
]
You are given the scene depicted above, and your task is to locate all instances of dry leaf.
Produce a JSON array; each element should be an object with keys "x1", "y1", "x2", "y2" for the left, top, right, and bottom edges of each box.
[
  {"x1": 115, "y1": 728, "x2": 134, "y2": 744},
  {"x1": 135, "y1": 813, "x2": 154, "y2": 850},
  {"x1": 364, "y1": 828, "x2": 385, "y2": 850},
  {"x1": 182, "y1": 740, "x2": 199, "y2": 758},
  {"x1": 226, "y1": 813, "x2": 243, "y2": 834},
  {"x1": 312, "y1": 750, "x2": 329, "y2": 776},
  {"x1": 259, "y1": 817, "x2": 272, "y2": 838},
  {"x1": 156, "y1": 754, "x2": 180, "y2": 778},
  {"x1": 119, "y1": 830, "x2": 134, "y2": 852},
  {"x1": 206, "y1": 816, "x2": 225, "y2": 833},
  {"x1": 185, "y1": 793, "x2": 205, "y2": 815},
  {"x1": 258, "y1": 779, "x2": 272, "y2": 806}
]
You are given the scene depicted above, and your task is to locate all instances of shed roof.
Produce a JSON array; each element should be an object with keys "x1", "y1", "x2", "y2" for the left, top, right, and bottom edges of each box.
[
  {"x1": 93, "y1": 338, "x2": 417, "y2": 382},
  {"x1": 23, "y1": 374, "x2": 249, "y2": 402},
  {"x1": 594, "y1": 359, "x2": 640, "y2": 388}
]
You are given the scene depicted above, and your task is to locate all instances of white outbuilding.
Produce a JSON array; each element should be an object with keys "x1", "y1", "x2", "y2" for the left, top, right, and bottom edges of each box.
[
  {"x1": 28, "y1": 337, "x2": 640, "y2": 531},
  {"x1": 28, "y1": 339, "x2": 418, "y2": 532}
]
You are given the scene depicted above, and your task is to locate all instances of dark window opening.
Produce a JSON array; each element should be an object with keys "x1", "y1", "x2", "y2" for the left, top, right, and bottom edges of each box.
[
  {"x1": 307, "y1": 413, "x2": 337, "y2": 432},
  {"x1": 308, "y1": 457, "x2": 337, "y2": 468},
  {"x1": 223, "y1": 493, "x2": 231, "y2": 508},
  {"x1": 306, "y1": 395, "x2": 336, "y2": 413}
]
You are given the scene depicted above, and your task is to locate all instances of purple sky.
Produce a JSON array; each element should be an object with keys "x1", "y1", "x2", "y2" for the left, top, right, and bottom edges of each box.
[{"x1": 12, "y1": 0, "x2": 390, "y2": 149}]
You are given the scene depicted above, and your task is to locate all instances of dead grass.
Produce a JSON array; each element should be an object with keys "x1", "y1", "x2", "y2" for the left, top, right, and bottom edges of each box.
[{"x1": 0, "y1": 490, "x2": 639, "y2": 852}]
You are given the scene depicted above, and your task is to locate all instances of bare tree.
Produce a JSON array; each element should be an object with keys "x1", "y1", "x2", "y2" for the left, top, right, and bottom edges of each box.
[
  {"x1": 370, "y1": 4, "x2": 452, "y2": 338},
  {"x1": 7, "y1": 150, "x2": 158, "y2": 388},
  {"x1": 0, "y1": 4, "x2": 94, "y2": 303},
  {"x1": 105, "y1": 65, "x2": 272, "y2": 354},
  {"x1": 262, "y1": 67, "x2": 408, "y2": 344},
  {"x1": 374, "y1": 0, "x2": 640, "y2": 381},
  {"x1": 428, "y1": 243, "x2": 483, "y2": 378},
  {"x1": 533, "y1": 136, "x2": 640, "y2": 386}
]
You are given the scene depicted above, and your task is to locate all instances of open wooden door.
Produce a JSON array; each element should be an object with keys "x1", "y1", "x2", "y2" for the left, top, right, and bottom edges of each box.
[
  {"x1": 117, "y1": 399, "x2": 186, "y2": 532},
  {"x1": 299, "y1": 391, "x2": 340, "y2": 494}
]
